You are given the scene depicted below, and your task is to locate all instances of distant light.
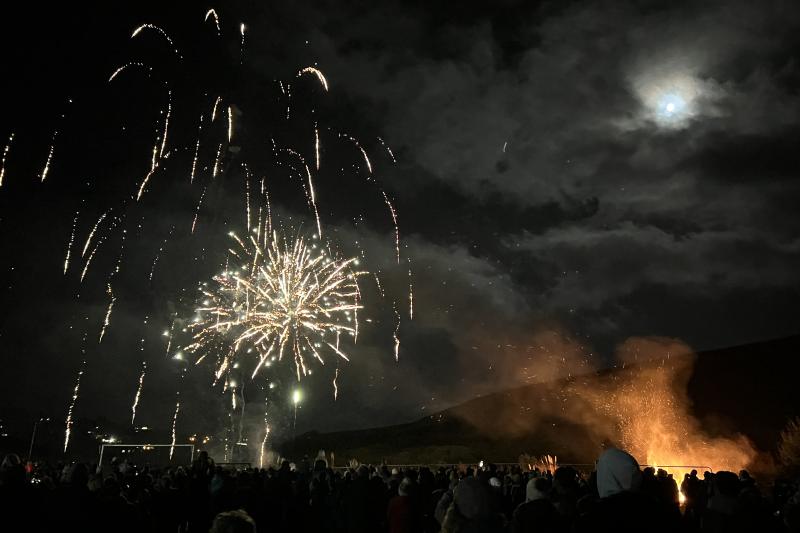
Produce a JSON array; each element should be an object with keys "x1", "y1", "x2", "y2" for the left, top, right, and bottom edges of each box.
[{"x1": 292, "y1": 389, "x2": 302, "y2": 405}]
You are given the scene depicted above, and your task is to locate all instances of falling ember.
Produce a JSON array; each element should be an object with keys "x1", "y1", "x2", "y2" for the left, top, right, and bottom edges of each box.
[
  {"x1": 63, "y1": 212, "x2": 79, "y2": 274},
  {"x1": 0, "y1": 132, "x2": 14, "y2": 187},
  {"x1": 131, "y1": 361, "x2": 146, "y2": 425},
  {"x1": 298, "y1": 66, "x2": 329, "y2": 91}
]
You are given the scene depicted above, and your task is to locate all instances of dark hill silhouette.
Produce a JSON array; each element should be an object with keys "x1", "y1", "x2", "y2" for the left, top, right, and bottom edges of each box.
[{"x1": 280, "y1": 335, "x2": 800, "y2": 465}]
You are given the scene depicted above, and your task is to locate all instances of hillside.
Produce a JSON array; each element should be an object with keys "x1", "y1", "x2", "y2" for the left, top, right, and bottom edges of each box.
[{"x1": 280, "y1": 335, "x2": 800, "y2": 465}]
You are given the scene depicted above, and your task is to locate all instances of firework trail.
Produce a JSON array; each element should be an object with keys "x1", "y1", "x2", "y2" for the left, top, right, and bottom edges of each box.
[
  {"x1": 160, "y1": 89, "x2": 172, "y2": 157},
  {"x1": 98, "y1": 284, "x2": 116, "y2": 343},
  {"x1": 39, "y1": 98, "x2": 72, "y2": 182},
  {"x1": 377, "y1": 136, "x2": 397, "y2": 164},
  {"x1": 190, "y1": 114, "x2": 204, "y2": 183},
  {"x1": 40, "y1": 138, "x2": 56, "y2": 182},
  {"x1": 169, "y1": 397, "x2": 180, "y2": 460},
  {"x1": 373, "y1": 272, "x2": 385, "y2": 297},
  {"x1": 281, "y1": 82, "x2": 291, "y2": 120},
  {"x1": 227, "y1": 105, "x2": 234, "y2": 142},
  {"x1": 79, "y1": 213, "x2": 123, "y2": 283},
  {"x1": 244, "y1": 166, "x2": 252, "y2": 231},
  {"x1": 282, "y1": 148, "x2": 322, "y2": 237},
  {"x1": 205, "y1": 8, "x2": 221, "y2": 34},
  {"x1": 63, "y1": 211, "x2": 79, "y2": 274},
  {"x1": 191, "y1": 184, "x2": 209, "y2": 234},
  {"x1": 0, "y1": 132, "x2": 14, "y2": 187},
  {"x1": 131, "y1": 23, "x2": 181, "y2": 57},
  {"x1": 408, "y1": 260, "x2": 414, "y2": 320},
  {"x1": 187, "y1": 231, "x2": 364, "y2": 382},
  {"x1": 164, "y1": 314, "x2": 177, "y2": 356},
  {"x1": 333, "y1": 367, "x2": 339, "y2": 400},
  {"x1": 131, "y1": 361, "x2": 146, "y2": 425},
  {"x1": 82, "y1": 210, "x2": 110, "y2": 257},
  {"x1": 315, "y1": 123, "x2": 320, "y2": 170},
  {"x1": 211, "y1": 96, "x2": 222, "y2": 122},
  {"x1": 339, "y1": 132, "x2": 372, "y2": 175},
  {"x1": 298, "y1": 67, "x2": 329, "y2": 92},
  {"x1": 136, "y1": 143, "x2": 160, "y2": 201},
  {"x1": 149, "y1": 225, "x2": 175, "y2": 282},
  {"x1": 212, "y1": 143, "x2": 223, "y2": 177},
  {"x1": 382, "y1": 191, "x2": 400, "y2": 264},
  {"x1": 108, "y1": 62, "x2": 152, "y2": 83},
  {"x1": 239, "y1": 23, "x2": 246, "y2": 63},
  {"x1": 393, "y1": 304, "x2": 401, "y2": 362},
  {"x1": 259, "y1": 417, "x2": 270, "y2": 468},
  {"x1": 6, "y1": 9, "x2": 410, "y2": 456},
  {"x1": 64, "y1": 330, "x2": 88, "y2": 453}
]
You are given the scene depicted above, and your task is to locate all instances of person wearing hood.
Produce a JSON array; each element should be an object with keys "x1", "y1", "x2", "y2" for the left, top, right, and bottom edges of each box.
[
  {"x1": 574, "y1": 448, "x2": 679, "y2": 533},
  {"x1": 440, "y1": 477, "x2": 505, "y2": 533},
  {"x1": 511, "y1": 476, "x2": 558, "y2": 533}
]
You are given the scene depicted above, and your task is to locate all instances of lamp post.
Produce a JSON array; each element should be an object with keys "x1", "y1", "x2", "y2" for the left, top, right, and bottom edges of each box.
[{"x1": 292, "y1": 389, "x2": 302, "y2": 445}]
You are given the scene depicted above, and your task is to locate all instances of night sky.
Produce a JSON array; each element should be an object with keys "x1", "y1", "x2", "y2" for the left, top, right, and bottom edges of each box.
[{"x1": 1, "y1": 1, "x2": 799, "y2": 444}]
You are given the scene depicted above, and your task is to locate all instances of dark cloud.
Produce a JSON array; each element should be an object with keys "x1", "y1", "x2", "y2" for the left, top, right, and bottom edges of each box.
[{"x1": 1, "y1": 0, "x2": 798, "y2": 443}]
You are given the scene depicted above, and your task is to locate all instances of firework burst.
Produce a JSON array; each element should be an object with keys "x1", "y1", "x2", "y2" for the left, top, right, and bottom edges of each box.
[{"x1": 187, "y1": 231, "x2": 364, "y2": 383}]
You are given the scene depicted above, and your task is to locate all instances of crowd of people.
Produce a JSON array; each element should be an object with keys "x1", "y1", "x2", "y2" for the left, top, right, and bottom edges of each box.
[{"x1": 2, "y1": 447, "x2": 800, "y2": 532}]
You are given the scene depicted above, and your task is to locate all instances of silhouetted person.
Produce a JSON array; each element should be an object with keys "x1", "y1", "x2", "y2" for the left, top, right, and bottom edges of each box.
[
  {"x1": 440, "y1": 477, "x2": 505, "y2": 533},
  {"x1": 210, "y1": 509, "x2": 256, "y2": 533},
  {"x1": 574, "y1": 448, "x2": 678, "y2": 533},
  {"x1": 512, "y1": 476, "x2": 558, "y2": 533}
]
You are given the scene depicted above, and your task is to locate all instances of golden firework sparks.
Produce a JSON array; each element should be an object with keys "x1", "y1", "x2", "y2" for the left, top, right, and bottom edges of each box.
[{"x1": 187, "y1": 231, "x2": 364, "y2": 382}]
